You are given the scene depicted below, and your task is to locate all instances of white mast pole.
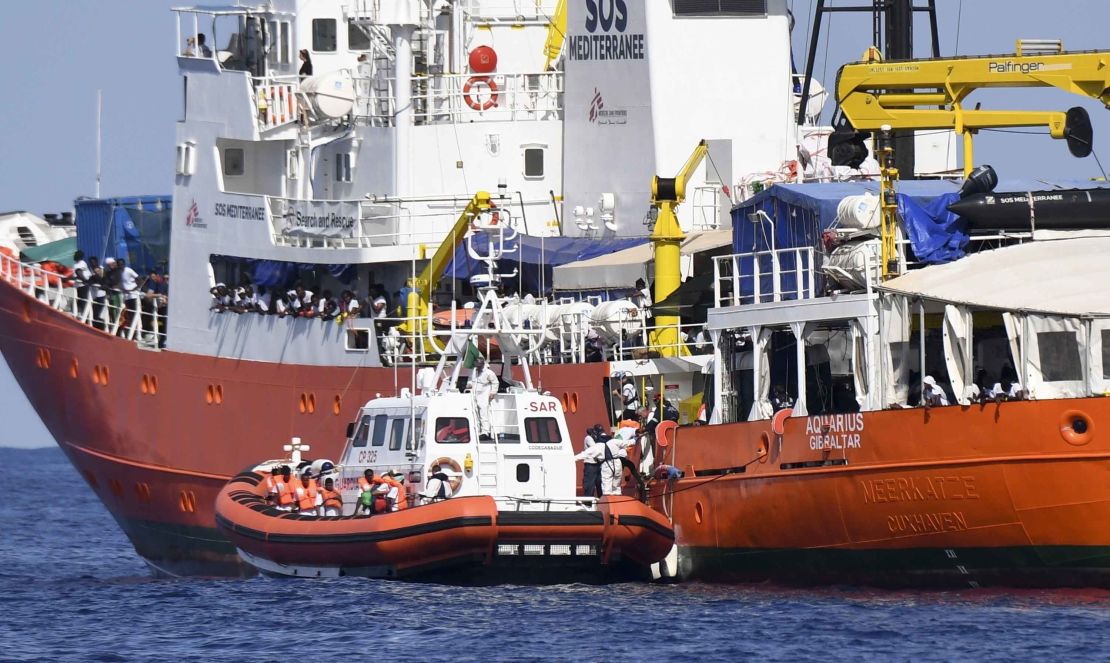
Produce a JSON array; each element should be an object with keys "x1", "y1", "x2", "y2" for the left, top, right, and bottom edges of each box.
[{"x1": 96, "y1": 89, "x2": 102, "y2": 198}]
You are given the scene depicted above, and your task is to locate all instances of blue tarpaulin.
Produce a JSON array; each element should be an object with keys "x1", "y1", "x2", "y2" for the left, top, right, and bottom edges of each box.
[
  {"x1": 898, "y1": 191, "x2": 967, "y2": 264},
  {"x1": 443, "y1": 234, "x2": 649, "y2": 295}
]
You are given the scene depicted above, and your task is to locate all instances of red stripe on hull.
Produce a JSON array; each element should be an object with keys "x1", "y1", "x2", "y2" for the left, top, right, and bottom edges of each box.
[{"x1": 0, "y1": 280, "x2": 613, "y2": 575}]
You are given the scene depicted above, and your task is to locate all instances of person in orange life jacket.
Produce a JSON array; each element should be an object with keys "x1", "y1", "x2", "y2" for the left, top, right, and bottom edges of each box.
[
  {"x1": 262, "y1": 464, "x2": 282, "y2": 503},
  {"x1": 320, "y1": 477, "x2": 343, "y2": 517},
  {"x1": 295, "y1": 468, "x2": 321, "y2": 515},
  {"x1": 378, "y1": 470, "x2": 406, "y2": 511},
  {"x1": 420, "y1": 464, "x2": 453, "y2": 504},
  {"x1": 272, "y1": 466, "x2": 295, "y2": 511},
  {"x1": 357, "y1": 469, "x2": 382, "y2": 514}
]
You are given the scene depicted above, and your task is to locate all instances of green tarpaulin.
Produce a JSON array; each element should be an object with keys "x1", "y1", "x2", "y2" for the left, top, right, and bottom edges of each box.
[{"x1": 19, "y1": 236, "x2": 77, "y2": 267}]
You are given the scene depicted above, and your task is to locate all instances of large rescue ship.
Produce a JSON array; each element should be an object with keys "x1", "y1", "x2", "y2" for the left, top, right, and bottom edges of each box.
[{"x1": 0, "y1": 0, "x2": 857, "y2": 576}]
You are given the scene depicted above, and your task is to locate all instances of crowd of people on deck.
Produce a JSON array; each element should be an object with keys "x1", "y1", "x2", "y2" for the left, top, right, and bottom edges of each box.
[
  {"x1": 70, "y1": 251, "x2": 168, "y2": 342},
  {"x1": 210, "y1": 280, "x2": 393, "y2": 322},
  {"x1": 262, "y1": 462, "x2": 459, "y2": 516}
]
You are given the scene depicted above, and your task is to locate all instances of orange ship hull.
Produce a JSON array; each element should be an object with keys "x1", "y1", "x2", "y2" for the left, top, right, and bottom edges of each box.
[
  {"x1": 658, "y1": 402, "x2": 1110, "y2": 587},
  {"x1": 215, "y1": 471, "x2": 674, "y2": 582},
  {"x1": 0, "y1": 280, "x2": 613, "y2": 576}
]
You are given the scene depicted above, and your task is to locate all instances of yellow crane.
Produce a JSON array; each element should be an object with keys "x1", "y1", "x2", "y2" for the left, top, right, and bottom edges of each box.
[
  {"x1": 648, "y1": 140, "x2": 709, "y2": 357},
  {"x1": 399, "y1": 191, "x2": 495, "y2": 352},
  {"x1": 835, "y1": 41, "x2": 1110, "y2": 177},
  {"x1": 543, "y1": 0, "x2": 567, "y2": 71}
]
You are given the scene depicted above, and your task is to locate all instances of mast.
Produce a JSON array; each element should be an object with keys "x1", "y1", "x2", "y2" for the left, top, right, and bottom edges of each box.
[
  {"x1": 96, "y1": 89, "x2": 102, "y2": 198},
  {"x1": 884, "y1": 0, "x2": 915, "y2": 179}
]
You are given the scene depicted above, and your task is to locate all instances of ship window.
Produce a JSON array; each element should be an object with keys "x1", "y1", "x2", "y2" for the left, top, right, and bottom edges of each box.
[
  {"x1": 408, "y1": 418, "x2": 424, "y2": 450},
  {"x1": 388, "y1": 419, "x2": 406, "y2": 451},
  {"x1": 348, "y1": 23, "x2": 370, "y2": 51},
  {"x1": 371, "y1": 414, "x2": 388, "y2": 446},
  {"x1": 524, "y1": 417, "x2": 562, "y2": 444},
  {"x1": 516, "y1": 464, "x2": 530, "y2": 482},
  {"x1": 352, "y1": 416, "x2": 371, "y2": 447},
  {"x1": 434, "y1": 417, "x2": 471, "y2": 444},
  {"x1": 223, "y1": 148, "x2": 245, "y2": 177},
  {"x1": 335, "y1": 152, "x2": 353, "y2": 183},
  {"x1": 312, "y1": 18, "x2": 337, "y2": 52},
  {"x1": 523, "y1": 148, "x2": 544, "y2": 179},
  {"x1": 286, "y1": 149, "x2": 299, "y2": 179},
  {"x1": 1102, "y1": 330, "x2": 1110, "y2": 379},
  {"x1": 1037, "y1": 331, "x2": 1082, "y2": 382},
  {"x1": 672, "y1": 0, "x2": 767, "y2": 16}
]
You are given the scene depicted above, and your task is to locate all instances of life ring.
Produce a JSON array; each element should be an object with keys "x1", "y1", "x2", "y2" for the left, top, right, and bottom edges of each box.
[
  {"x1": 431, "y1": 457, "x2": 464, "y2": 492},
  {"x1": 463, "y1": 76, "x2": 498, "y2": 112},
  {"x1": 771, "y1": 407, "x2": 793, "y2": 436}
]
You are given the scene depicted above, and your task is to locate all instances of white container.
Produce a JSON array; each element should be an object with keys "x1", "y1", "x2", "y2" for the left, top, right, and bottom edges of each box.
[{"x1": 589, "y1": 300, "x2": 642, "y2": 343}]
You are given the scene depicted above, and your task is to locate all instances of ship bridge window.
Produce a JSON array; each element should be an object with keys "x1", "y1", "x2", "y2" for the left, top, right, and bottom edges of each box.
[
  {"x1": 348, "y1": 23, "x2": 371, "y2": 51},
  {"x1": 223, "y1": 148, "x2": 245, "y2": 177},
  {"x1": 523, "y1": 147, "x2": 545, "y2": 179},
  {"x1": 267, "y1": 20, "x2": 292, "y2": 65},
  {"x1": 351, "y1": 416, "x2": 371, "y2": 447},
  {"x1": 1037, "y1": 331, "x2": 1082, "y2": 382},
  {"x1": 672, "y1": 0, "x2": 767, "y2": 16},
  {"x1": 388, "y1": 419, "x2": 406, "y2": 451},
  {"x1": 312, "y1": 18, "x2": 337, "y2": 52},
  {"x1": 371, "y1": 414, "x2": 388, "y2": 446},
  {"x1": 435, "y1": 417, "x2": 471, "y2": 444},
  {"x1": 524, "y1": 417, "x2": 561, "y2": 444}
]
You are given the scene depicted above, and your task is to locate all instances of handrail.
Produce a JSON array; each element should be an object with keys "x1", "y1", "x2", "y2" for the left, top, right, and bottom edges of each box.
[
  {"x1": 0, "y1": 253, "x2": 166, "y2": 349},
  {"x1": 712, "y1": 247, "x2": 819, "y2": 308}
]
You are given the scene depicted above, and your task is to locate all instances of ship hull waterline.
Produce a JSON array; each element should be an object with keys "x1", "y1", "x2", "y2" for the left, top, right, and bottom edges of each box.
[{"x1": 0, "y1": 279, "x2": 614, "y2": 577}]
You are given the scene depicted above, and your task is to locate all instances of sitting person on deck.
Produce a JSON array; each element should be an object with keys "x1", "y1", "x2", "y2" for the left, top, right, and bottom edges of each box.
[
  {"x1": 420, "y1": 464, "x2": 453, "y2": 503},
  {"x1": 320, "y1": 478, "x2": 343, "y2": 517}
]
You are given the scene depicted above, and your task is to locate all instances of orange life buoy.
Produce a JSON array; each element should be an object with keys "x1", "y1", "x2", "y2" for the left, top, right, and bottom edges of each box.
[
  {"x1": 463, "y1": 76, "x2": 498, "y2": 112},
  {"x1": 431, "y1": 457, "x2": 464, "y2": 493}
]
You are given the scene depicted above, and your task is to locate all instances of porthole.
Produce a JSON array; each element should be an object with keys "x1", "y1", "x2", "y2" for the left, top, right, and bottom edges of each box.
[
  {"x1": 215, "y1": 385, "x2": 223, "y2": 404},
  {"x1": 570, "y1": 392, "x2": 579, "y2": 414},
  {"x1": 1061, "y1": 410, "x2": 1094, "y2": 446},
  {"x1": 694, "y1": 501, "x2": 704, "y2": 525},
  {"x1": 141, "y1": 375, "x2": 150, "y2": 394},
  {"x1": 516, "y1": 463, "x2": 530, "y2": 482},
  {"x1": 307, "y1": 393, "x2": 316, "y2": 413},
  {"x1": 333, "y1": 395, "x2": 342, "y2": 415},
  {"x1": 206, "y1": 385, "x2": 214, "y2": 404},
  {"x1": 69, "y1": 359, "x2": 79, "y2": 379},
  {"x1": 299, "y1": 393, "x2": 307, "y2": 413}
]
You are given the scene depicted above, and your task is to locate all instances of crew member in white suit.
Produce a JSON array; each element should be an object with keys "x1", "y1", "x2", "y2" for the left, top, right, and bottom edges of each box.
[
  {"x1": 574, "y1": 430, "x2": 635, "y2": 496},
  {"x1": 472, "y1": 357, "x2": 499, "y2": 441}
]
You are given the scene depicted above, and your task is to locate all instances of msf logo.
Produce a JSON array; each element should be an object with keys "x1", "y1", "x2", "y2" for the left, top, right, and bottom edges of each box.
[
  {"x1": 588, "y1": 88, "x2": 604, "y2": 122},
  {"x1": 585, "y1": 0, "x2": 628, "y2": 33},
  {"x1": 185, "y1": 199, "x2": 206, "y2": 228}
]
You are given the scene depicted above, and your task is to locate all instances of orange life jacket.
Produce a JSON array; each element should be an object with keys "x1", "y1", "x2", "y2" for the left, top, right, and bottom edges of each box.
[
  {"x1": 381, "y1": 476, "x2": 406, "y2": 510},
  {"x1": 274, "y1": 478, "x2": 294, "y2": 506},
  {"x1": 297, "y1": 478, "x2": 318, "y2": 512},
  {"x1": 321, "y1": 488, "x2": 342, "y2": 510},
  {"x1": 358, "y1": 476, "x2": 379, "y2": 493}
]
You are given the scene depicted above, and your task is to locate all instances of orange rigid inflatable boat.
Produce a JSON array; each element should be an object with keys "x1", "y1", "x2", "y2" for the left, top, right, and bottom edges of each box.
[
  {"x1": 214, "y1": 282, "x2": 674, "y2": 583},
  {"x1": 215, "y1": 470, "x2": 673, "y2": 583}
]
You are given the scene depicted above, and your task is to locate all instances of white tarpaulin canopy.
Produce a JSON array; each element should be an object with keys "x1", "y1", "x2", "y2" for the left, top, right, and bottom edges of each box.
[
  {"x1": 553, "y1": 230, "x2": 732, "y2": 291},
  {"x1": 880, "y1": 237, "x2": 1110, "y2": 316}
]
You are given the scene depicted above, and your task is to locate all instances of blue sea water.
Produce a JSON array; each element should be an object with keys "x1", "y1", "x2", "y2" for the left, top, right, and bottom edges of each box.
[{"x1": 0, "y1": 447, "x2": 1107, "y2": 662}]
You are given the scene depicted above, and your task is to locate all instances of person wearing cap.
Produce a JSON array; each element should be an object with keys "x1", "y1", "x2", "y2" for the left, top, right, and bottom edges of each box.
[
  {"x1": 378, "y1": 470, "x2": 406, "y2": 511},
  {"x1": 209, "y1": 283, "x2": 231, "y2": 312},
  {"x1": 573, "y1": 430, "x2": 635, "y2": 496},
  {"x1": 922, "y1": 375, "x2": 949, "y2": 407},
  {"x1": 320, "y1": 477, "x2": 343, "y2": 517},
  {"x1": 471, "y1": 356, "x2": 499, "y2": 442}
]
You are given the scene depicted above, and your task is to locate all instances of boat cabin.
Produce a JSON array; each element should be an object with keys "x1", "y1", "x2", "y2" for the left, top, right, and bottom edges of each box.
[{"x1": 335, "y1": 388, "x2": 575, "y2": 514}]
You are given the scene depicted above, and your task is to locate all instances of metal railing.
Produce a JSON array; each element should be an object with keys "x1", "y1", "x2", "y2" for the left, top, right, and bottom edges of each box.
[
  {"x1": 0, "y1": 253, "x2": 166, "y2": 349},
  {"x1": 252, "y1": 75, "x2": 300, "y2": 132},
  {"x1": 352, "y1": 71, "x2": 562, "y2": 126},
  {"x1": 713, "y1": 247, "x2": 819, "y2": 308}
]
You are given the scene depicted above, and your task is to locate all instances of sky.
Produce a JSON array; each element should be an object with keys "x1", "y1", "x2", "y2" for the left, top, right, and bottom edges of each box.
[{"x1": 0, "y1": 0, "x2": 1108, "y2": 446}]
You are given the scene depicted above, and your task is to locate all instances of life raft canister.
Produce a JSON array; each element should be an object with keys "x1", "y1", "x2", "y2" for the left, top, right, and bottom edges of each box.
[{"x1": 463, "y1": 76, "x2": 499, "y2": 112}]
